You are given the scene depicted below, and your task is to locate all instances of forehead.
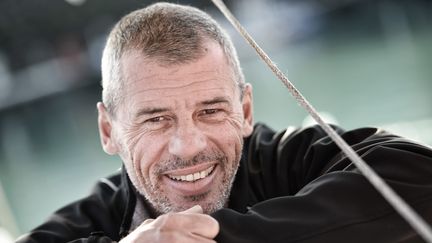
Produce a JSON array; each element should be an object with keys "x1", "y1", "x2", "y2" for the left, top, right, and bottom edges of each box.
[{"x1": 120, "y1": 42, "x2": 238, "y2": 105}]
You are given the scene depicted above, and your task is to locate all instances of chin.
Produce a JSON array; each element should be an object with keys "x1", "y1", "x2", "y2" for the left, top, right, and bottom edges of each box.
[{"x1": 164, "y1": 192, "x2": 227, "y2": 214}]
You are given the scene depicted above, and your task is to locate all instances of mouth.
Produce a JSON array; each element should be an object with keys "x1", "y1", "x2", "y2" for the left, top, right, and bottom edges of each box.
[
  {"x1": 162, "y1": 163, "x2": 219, "y2": 196},
  {"x1": 166, "y1": 165, "x2": 216, "y2": 182}
]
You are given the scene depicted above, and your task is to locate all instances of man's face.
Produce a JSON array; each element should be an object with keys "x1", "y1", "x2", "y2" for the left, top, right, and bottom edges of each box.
[{"x1": 98, "y1": 41, "x2": 253, "y2": 214}]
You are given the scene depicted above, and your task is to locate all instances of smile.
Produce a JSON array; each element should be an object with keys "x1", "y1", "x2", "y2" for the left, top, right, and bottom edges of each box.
[{"x1": 167, "y1": 165, "x2": 215, "y2": 182}]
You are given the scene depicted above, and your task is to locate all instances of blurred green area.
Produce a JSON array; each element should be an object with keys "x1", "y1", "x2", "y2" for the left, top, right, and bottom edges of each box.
[
  {"x1": 0, "y1": 0, "x2": 431, "y2": 239},
  {"x1": 247, "y1": 29, "x2": 432, "y2": 132}
]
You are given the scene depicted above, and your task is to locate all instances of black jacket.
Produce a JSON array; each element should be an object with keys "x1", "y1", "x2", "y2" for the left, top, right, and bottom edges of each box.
[{"x1": 17, "y1": 123, "x2": 432, "y2": 242}]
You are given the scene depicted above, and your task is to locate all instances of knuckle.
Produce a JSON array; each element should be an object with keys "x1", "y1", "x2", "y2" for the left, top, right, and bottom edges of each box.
[
  {"x1": 212, "y1": 219, "x2": 220, "y2": 234},
  {"x1": 202, "y1": 216, "x2": 219, "y2": 236},
  {"x1": 157, "y1": 212, "x2": 179, "y2": 228}
]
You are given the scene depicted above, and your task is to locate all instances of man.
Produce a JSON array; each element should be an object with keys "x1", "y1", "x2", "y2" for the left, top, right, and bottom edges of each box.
[{"x1": 17, "y1": 2, "x2": 432, "y2": 243}]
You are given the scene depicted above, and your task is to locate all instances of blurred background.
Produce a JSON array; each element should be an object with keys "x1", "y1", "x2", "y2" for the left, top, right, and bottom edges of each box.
[{"x1": 0, "y1": 0, "x2": 431, "y2": 240}]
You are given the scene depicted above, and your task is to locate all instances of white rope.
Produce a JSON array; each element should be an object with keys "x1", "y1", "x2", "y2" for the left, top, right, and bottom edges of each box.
[{"x1": 210, "y1": 0, "x2": 432, "y2": 242}]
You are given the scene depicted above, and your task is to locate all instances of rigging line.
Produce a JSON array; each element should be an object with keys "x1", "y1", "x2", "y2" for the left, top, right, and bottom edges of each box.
[{"x1": 210, "y1": 0, "x2": 432, "y2": 242}]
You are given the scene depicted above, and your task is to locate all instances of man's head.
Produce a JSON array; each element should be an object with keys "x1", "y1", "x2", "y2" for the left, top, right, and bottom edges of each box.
[
  {"x1": 97, "y1": 2, "x2": 253, "y2": 215},
  {"x1": 101, "y1": 2, "x2": 245, "y2": 116}
]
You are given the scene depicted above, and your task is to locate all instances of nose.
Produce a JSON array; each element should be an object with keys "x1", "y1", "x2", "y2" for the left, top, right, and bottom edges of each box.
[{"x1": 168, "y1": 120, "x2": 207, "y2": 160}]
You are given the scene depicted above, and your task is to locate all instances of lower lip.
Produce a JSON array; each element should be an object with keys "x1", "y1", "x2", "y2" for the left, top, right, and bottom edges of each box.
[{"x1": 162, "y1": 165, "x2": 219, "y2": 196}]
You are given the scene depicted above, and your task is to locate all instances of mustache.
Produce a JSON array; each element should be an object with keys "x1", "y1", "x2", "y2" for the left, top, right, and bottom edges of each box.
[{"x1": 156, "y1": 150, "x2": 226, "y2": 174}]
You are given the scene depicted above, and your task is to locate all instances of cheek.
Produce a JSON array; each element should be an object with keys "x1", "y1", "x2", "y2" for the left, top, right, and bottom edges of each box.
[
  {"x1": 127, "y1": 134, "x2": 168, "y2": 186},
  {"x1": 226, "y1": 115, "x2": 247, "y2": 144},
  {"x1": 212, "y1": 121, "x2": 244, "y2": 159}
]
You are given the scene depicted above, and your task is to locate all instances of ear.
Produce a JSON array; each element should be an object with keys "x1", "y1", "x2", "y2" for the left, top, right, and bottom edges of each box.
[
  {"x1": 97, "y1": 102, "x2": 120, "y2": 155},
  {"x1": 241, "y1": 83, "x2": 254, "y2": 137}
]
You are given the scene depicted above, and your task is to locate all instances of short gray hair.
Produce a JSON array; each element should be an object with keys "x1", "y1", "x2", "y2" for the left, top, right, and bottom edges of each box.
[{"x1": 101, "y1": 2, "x2": 245, "y2": 115}]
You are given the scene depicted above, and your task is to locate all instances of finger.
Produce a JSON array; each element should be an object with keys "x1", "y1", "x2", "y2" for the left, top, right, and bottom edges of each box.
[
  {"x1": 143, "y1": 218, "x2": 154, "y2": 224},
  {"x1": 131, "y1": 213, "x2": 219, "y2": 242},
  {"x1": 174, "y1": 213, "x2": 220, "y2": 239},
  {"x1": 187, "y1": 232, "x2": 218, "y2": 243},
  {"x1": 181, "y1": 205, "x2": 203, "y2": 214},
  {"x1": 136, "y1": 218, "x2": 156, "y2": 233},
  {"x1": 162, "y1": 230, "x2": 218, "y2": 243}
]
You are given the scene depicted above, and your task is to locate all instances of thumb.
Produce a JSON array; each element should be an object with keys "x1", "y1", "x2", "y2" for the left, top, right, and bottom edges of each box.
[{"x1": 182, "y1": 205, "x2": 203, "y2": 214}]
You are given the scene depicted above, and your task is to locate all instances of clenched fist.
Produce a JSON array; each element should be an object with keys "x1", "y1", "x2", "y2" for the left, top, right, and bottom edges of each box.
[{"x1": 119, "y1": 205, "x2": 219, "y2": 243}]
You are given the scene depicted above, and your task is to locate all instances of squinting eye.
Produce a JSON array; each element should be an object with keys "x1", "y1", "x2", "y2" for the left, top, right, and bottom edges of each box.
[
  {"x1": 203, "y1": 109, "x2": 218, "y2": 115},
  {"x1": 147, "y1": 116, "x2": 166, "y2": 123},
  {"x1": 143, "y1": 116, "x2": 171, "y2": 130}
]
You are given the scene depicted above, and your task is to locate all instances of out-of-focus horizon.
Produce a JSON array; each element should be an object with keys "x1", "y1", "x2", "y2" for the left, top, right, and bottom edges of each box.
[{"x1": 0, "y1": 0, "x2": 431, "y2": 239}]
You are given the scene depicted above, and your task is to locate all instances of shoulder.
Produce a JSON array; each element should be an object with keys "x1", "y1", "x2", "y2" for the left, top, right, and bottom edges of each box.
[
  {"x1": 244, "y1": 123, "x2": 432, "y2": 193},
  {"x1": 246, "y1": 123, "x2": 343, "y2": 161},
  {"x1": 247, "y1": 122, "x2": 413, "y2": 157},
  {"x1": 91, "y1": 170, "x2": 123, "y2": 199},
  {"x1": 17, "y1": 170, "x2": 129, "y2": 243}
]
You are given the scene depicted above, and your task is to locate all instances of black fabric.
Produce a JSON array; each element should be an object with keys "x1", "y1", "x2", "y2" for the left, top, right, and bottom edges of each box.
[{"x1": 17, "y1": 123, "x2": 432, "y2": 243}]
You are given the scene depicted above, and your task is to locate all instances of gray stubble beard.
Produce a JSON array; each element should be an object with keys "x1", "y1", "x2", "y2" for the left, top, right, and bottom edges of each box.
[{"x1": 138, "y1": 150, "x2": 241, "y2": 215}]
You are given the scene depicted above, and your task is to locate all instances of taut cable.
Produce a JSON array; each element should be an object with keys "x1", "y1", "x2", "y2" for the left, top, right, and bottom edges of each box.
[{"x1": 210, "y1": 0, "x2": 432, "y2": 242}]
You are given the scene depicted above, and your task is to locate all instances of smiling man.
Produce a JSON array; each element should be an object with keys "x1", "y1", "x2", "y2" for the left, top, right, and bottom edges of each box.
[
  {"x1": 17, "y1": 2, "x2": 432, "y2": 243},
  {"x1": 101, "y1": 38, "x2": 252, "y2": 216}
]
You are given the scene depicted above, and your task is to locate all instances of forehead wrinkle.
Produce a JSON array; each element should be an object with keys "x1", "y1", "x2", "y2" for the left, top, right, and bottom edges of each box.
[
  {"x1": 130, "y1": 87, "x2": 230, "y2": 104},
  {"x1": 152, "y1": 87, "x2": 231, "y2": 101},
  {"x1": 127, "y1": 75, "x2": 234, "y2": 98},
  {"x1": 130, "y1": 68, "x2": 227, "y2": 85}
]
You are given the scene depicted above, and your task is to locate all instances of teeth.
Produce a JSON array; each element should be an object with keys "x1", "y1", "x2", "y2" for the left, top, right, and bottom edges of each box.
[{"x1": 168, "y1": 165, "x2": 215, "y2": 182}]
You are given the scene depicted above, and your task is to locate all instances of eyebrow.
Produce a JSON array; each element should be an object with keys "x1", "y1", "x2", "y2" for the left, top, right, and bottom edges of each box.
[
  {"x1": 200, "y1": 96, "x2": 231, "y2": 106},
  {"x1": 136, "y1": 107, "x2": 169, "y2": 118},
  {"x1": 135, "y1": 97, "x2": 231, "y2": 119}
]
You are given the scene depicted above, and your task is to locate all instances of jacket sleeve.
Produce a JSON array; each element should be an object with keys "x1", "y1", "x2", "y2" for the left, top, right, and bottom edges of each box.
[
  {"x1": 16, "y1": 175, "x2": 125, "y2": 243},
  {"x1": 212, "y1": 124, "x2": 432, "y2": 243}
]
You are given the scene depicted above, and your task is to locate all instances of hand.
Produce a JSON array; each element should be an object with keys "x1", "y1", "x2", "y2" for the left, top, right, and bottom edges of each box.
[{"x1": 119, "y1": 205, "x2": 219, "y2": 243}]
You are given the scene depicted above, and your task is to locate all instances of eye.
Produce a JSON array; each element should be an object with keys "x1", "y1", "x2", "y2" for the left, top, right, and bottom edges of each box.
[
  {"x1": 141, "y1": 116, "x2": 172, "y2": 131},
  {"x1": 202, "y1": 109, "x2": 219, "y2": 115},
  {"x1": 198, "y1": 108, "x2": 227, "y2": 122},
  {"x1": 146, "y1": 116, "x2": 166, "y2": 123}
]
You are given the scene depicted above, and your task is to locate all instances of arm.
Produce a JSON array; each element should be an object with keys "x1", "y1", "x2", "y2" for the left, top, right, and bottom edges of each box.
[
  {"x1": 17, "y1": 174, "x2": 219, "y2": 243},
  {"x1": 212, "y1": 124, "x2": 432, "y2": 243}
]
